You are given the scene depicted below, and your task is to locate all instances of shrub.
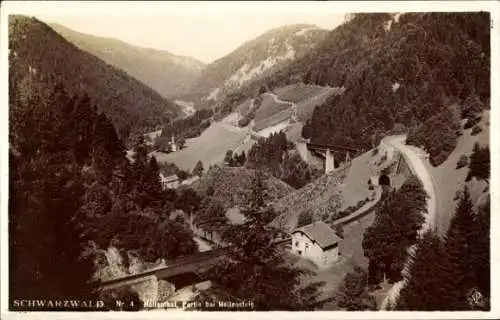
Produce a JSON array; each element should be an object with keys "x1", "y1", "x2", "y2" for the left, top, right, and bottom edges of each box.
[
  {"x1": 238, "y1": 116, "x2": 252, "y2": 127},
  {"x1": 380, "y1": 154, "x2": 388, "y2": 163},
  {"x1": 461, "y1": 94, "x2": 484, "y2": 119},
  {"x1": 464, "y1": 116, "x2": 481, "y2": 129},
  {"x1": 334, "y1": 225, "x2": 344, "y2": 238},
  {"x1": 471, "y1": 125, "x2": 482, "y2": 136},
  {"x1": 372, "y1": 148, "x2": 379, "y2": 156},
  {"x1": 456, "y1": 155, "x2": 469, "y2": 169},
  {"x1": 177, "y1": 169, "x2": 188, "y2": 181},
  {"x1": 321, "y1": 212, "x2": 330, "y2": 221}
]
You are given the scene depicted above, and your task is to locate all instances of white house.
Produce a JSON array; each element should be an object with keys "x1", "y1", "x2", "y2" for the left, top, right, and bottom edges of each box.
[
  {"x1": 160, "y1": 173, "x2": 180, "y2": 190},
  {"x1": 291, "y1": 221, "x2": 342, "y2": 269}
]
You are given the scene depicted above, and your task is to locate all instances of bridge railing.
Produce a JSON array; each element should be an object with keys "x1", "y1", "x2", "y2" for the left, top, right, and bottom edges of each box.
[
  {"x1": 306, "y1": 142, "x2": 358, "y2": 154},
  {"x1": 98, "y1": 236, "x2": 293, "y2": 289}
]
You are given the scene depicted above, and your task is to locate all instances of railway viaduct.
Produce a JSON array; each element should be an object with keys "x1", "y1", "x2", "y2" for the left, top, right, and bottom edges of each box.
[{"x1": 306, "y1": 142, "x2": 358, "y2": 174}]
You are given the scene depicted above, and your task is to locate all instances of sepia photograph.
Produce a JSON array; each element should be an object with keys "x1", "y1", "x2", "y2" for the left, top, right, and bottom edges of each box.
[{"x1": 0, "y1": 0, "x2": 498, "y2": 318}]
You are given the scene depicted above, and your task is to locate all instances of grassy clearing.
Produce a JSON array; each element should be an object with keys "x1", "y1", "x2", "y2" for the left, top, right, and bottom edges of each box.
[
  {"x1": 339, "y1": 149, "x2": 378, "y2": 209},
  {"x1": 427, "y1": 110, "x2": 490, "y2": 235},
  {"x1": 254, "y1": 94, "x2": 292, "y2": 122},
  {"x1": 253, "y1": 110, "x2": 292, "y2": 132},
  {"x1": 150, "y1": 122, "x2": 249, "y2": 171},
  {"x1": 274, "y1": 83, "x2": 334, "y2": 103},
  {"x1": 235, "y1": 98, "x2": 254, "y2": 117}
]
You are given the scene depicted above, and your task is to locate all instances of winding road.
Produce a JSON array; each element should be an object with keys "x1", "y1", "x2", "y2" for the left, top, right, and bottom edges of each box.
[
  {"x1": 258, "y1": 93, "x2": 315, "y2": 163},
  {"x1": 379, "y1": 135, "x2": 438, "y2": 310}
]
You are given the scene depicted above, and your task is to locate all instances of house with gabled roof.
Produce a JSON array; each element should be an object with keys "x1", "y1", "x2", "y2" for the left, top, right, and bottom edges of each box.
[{"x1": 290, "y1": 220, "x2": 342, "y2": 268}]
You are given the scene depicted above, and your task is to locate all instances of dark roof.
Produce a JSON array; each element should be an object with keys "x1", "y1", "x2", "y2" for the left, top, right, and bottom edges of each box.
[{"x1": 292, "y1": 221, "x2": 341, "y2": 249}]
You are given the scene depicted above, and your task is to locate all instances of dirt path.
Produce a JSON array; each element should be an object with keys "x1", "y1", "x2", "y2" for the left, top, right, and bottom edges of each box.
[{"x1": 258, "y1": 93, "x2": 316, "y2": 164}]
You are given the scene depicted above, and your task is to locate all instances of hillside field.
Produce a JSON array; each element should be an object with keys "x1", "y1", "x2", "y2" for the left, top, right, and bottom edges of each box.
[
  {"x1": 150, "y1": 122, "x2": 251, "y2": 171},
  {"x1": 253, "y1": 84, "x2": 339, "y2": 131},
  {"x1": 254, "y1": 93, "x2": 292, "y2": 123},
  {"x1": 274, "y1": 83, "x2": 339, "y2": 103}
]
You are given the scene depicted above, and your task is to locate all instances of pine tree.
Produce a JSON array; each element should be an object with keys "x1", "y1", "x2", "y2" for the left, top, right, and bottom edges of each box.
[
  {"x1": 195, "y1": 170, "x2": 329, "y2": 310},
  {"x1": 472, "y1": 198, "x2": 490, "y2": 303},
  {"x1": 440, "y1": 187, "x2": 478, "y2": 310},
  {"x1": 224, "y1": 150, "x2": 233, "y2": 166},
  {"x1": 176, "y1": 187, "x2": 202, "y2": 217},
  {"x1": 194, "y1": 198, "x2": 228, "y2": 232},
  {"x1": 466, "y1": 143, "x2": 490, "y2": 183},
  {"x1": 177, "y1": 136, "x2": 186, "y2": 149},
  {"x1": 363, "y1": 178, "x2": 427, "y2": 283},
  {"x1": 144, "y1": 156, "x2": 162, "y2": 203},
  {"x1": 336, "y1": 265, "x2": 377, "y2": 311},
  {"x1": 193, "y1": 160, "x2": 204, "y2": 177},
  {"x1": 396, "y1": 230, "x2": 446, "y2": 310},
  {"x1": 9, "y1": 83, "x2": 96, "y2": 309}
]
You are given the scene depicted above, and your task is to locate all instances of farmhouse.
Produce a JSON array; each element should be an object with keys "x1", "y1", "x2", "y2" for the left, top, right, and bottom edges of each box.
[
  {"x1": 160, "y1": 173, "x2": 180, "y2": 190},
  {"x1": 291, "y1": 221, "x2": 342, "y2": 269}
]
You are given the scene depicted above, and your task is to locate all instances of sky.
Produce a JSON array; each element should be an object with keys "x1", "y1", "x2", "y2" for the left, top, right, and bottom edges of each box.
[
  {"x1": 4, "y1": 1, "x2": 494, "y2": 63},
  {"x1": 6, "y1": 1, "x2": 348, "y2": 63}
]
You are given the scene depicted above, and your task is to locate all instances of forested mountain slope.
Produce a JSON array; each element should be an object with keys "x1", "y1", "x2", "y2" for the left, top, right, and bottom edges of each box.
[
  {"x1": 9, "y1": 78, "x2": 198, "y2": 308},
  {"x1": 186, "y1": 24, "x2": 328, "y2": 106},
  {"x1": 216, "y1": 13, "x2": 490, "y2": 166},
  {"x1": 9, "y1": 15, "x2": 181, "y2": 136},
  {"x1": 49, "y1": 22, "x2": 205, "y2": 98}
]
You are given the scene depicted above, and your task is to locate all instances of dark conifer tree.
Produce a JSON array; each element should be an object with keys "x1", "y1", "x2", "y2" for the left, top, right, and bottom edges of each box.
[
  {"x1": 439, "y1": 187, "x2": 478, "y2": 310},
  {"x1": 363, "y1": 178, "x2": 427, "y2": 283},
  {"x1": 471, "y1": 198, "x2": 490, "y2": 303},
  {"x1": 193, "y1": 160, "x2": 204, "y2": 177},
  {"x1": 194, "y1": 198, "x2": 228, "y2": 232},
  {"x1": 396, "y1": 231, "x2": 446, "y2": 310},
  {"x1": 336, "y1": 265, "x2": 377, "y2": 311},
  {"x1": 466, "y1": 143, "x2": 490, "y2": 183},
  {"x1": 9, "y1": 82, "x2": 96, "y2": 309},
  {"x1": 194, "y1": 170, "x2": 329, "y2": 310}
]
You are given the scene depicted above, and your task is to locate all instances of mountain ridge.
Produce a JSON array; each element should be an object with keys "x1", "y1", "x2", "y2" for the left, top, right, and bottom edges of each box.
[
  {"x1": 184, "y1": 23, "x2": 329, "y2": 107},
  {"x1": 48, "y1": 22, "x2": 206, "y2": 99},
  {"x1": 9, "y1": 15, "x2": 182, "y2": 135}
]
